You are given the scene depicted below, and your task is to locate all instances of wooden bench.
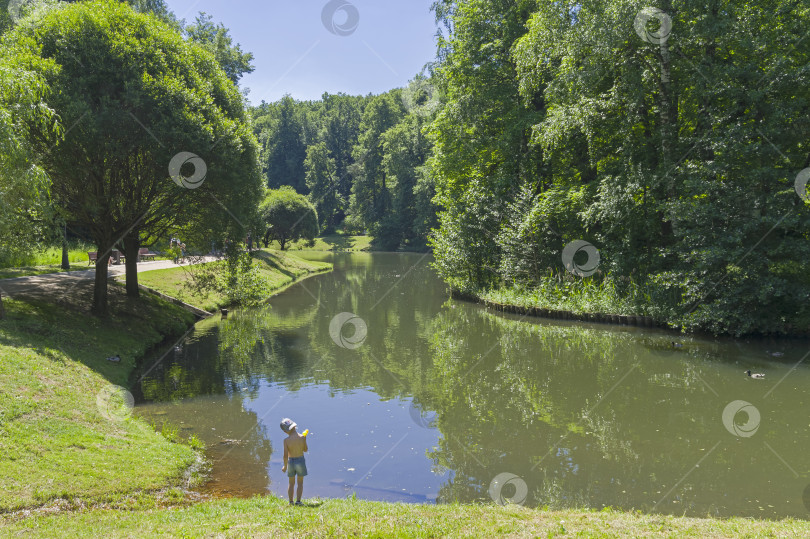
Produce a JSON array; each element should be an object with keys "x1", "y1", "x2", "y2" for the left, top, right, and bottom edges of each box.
[
  {"x1": 138, "y1": 247, "x2": 157, "y2": 261},
  {"x1": 88, "y1": 252, "x2": 114, "y2": 266}
]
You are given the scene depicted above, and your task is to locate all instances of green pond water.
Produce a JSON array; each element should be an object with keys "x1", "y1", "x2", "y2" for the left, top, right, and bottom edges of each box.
[{"x1": 133, "y1": 252, "x2": 810, "y2": 518}]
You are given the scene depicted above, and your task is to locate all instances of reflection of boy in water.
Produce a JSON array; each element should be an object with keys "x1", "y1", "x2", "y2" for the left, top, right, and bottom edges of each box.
[{"x1": 280, "y1": 418, "x2": 308, "y2": 505}]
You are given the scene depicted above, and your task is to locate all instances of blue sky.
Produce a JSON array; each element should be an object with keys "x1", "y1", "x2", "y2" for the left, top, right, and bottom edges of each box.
[{"x1": 164, "y1": 0, "x2": 439, "y2": 105}]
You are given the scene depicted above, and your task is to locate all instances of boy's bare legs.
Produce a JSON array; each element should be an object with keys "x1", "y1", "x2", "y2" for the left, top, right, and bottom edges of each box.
[
  {"x1": 287, "y1": 477, "x2": 295, "y2": 504},
  {"x1": 296, "y1": 476, "x2": 304, "y2": 503}
]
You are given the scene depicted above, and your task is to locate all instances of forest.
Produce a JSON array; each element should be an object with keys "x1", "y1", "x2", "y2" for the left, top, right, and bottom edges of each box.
[
  {"x1": 251, "y1": 83, "x2": 439, "y2": 252},
  {"x1": 1, "y1": 0, "x2": 809, "y2": 334},
  {"x1": 251, "y1": 0, "x2": 810, "y2": 335}
]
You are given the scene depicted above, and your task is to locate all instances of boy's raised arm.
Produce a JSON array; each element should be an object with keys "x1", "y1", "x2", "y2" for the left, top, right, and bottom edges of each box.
[{"x1": 303, "y1": 437, "x2": 308, "y2": 453}]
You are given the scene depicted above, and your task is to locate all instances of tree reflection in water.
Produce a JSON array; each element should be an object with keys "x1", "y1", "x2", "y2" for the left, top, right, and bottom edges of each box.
[{"x1": 134, "y1": 253, "x2": 810, "y2": 518}]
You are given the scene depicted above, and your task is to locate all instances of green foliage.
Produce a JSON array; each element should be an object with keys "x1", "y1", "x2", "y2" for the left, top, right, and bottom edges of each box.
[
  {"x1": 185, "y1": 12, "x2": 254, "y2": 84},
  {"x1": 222, "y1": 247, "x2": 270, "y2": 307},
  {"x1": 1, "y1": 0, "x2": 262, "y2": 314},
  {"x1": 179, "y1": 250, "x2": 269, "y2": 309},
  {"x1": 259, "y1": 187, "x2": 319, "y2": 250},
  {"x1": 430, "y1": 0, "x2": 810, "y2": 335},
  {"x1": 253, "y1": 78, "x2": 440, "y2": 252},
  {"x1": 139, "y1": 249, "x2": 329, "y2": 312},
  {"x1": 0, "y1": 43, "x2": 56, "y2": 268},
  {"x1": 304, "y1": 141, "x2": 339, "y2": 232},
  {"x1": 259, "y1": 95, "x2": 311, "y2": 193},
  {"x1": 0, "y1": 239, "x2": 95, "y2": 269}
]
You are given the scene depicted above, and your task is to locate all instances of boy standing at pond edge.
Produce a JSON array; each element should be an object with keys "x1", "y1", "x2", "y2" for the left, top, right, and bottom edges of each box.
[{"x1": 280, "y1": 418, "x2": 308, "y2": 505}]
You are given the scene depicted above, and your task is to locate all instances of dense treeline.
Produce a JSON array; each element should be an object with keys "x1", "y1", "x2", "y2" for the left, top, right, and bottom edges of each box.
[
  {"x1": 1, "y1": 0, "x2": 808, "y2": 334},
  {"x1": 429, "y1": 0, "x2": 810, "y2": 335},
  {"x1": 251, "y1": 78, "x2": 439, "y2": 251}
]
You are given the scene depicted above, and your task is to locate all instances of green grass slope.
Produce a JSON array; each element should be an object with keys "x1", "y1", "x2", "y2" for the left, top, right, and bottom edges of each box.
[
  {"x1": 4, "y1": 496, "x2": 810, "y2": 538},
  {"x1": 0, "y1": 290, "x2": 197, "y2": 512},
  {"x1": 134, "y1": 250, "x2": 330, "y2": 312}
]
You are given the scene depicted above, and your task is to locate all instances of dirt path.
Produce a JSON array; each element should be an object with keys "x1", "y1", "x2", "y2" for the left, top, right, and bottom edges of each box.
[{"x1": 0, "y1": 257, "x2": 218, "y2": 301}]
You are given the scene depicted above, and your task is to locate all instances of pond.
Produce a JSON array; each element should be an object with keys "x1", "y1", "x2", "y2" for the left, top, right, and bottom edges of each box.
[{"x1": 133, "y1": 252, "x2": 810, "y2": 518}]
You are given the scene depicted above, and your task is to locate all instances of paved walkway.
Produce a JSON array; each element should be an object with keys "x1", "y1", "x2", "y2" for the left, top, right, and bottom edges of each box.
[{"x1": 0, "y1": 257, "x2": 218, "y2": 299}]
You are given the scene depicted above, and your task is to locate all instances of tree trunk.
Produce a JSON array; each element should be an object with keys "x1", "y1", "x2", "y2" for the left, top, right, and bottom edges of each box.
[
  {"x1": 92, "y1": 249, "x2": 111, "y2": 317},
  {"x1": 123, "y1": 234, "x2": 140, "y2": 298},
  {"x1": 61, "y1": 223, "x2": 70, "y2": 270}
]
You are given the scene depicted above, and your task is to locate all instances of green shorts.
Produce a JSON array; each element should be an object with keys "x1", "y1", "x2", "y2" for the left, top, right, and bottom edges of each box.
[{"x1": 287, "y1": 456, "x2": 308, "y2": 478}]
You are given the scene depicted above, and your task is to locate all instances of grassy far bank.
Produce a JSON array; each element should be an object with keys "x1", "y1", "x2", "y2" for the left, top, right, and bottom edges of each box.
[
  {"x1": 476, "y1": 274, "x2": 810, "y2": 336},
  {"x1": 133, "y1": 249, "x2": 331, "y2": 312},
  {"x1": 4, "y1": 496, "x2": 810, "y2": 538},
  {"x1": 479, "y1": 278, "x2": 654, "y2": 318},
  {"x1": 265, "y1": 233, "x2": 373, "y2": 252},
  {"x1": 0, "y1": 287, "x2": 198, "y2": 513}
]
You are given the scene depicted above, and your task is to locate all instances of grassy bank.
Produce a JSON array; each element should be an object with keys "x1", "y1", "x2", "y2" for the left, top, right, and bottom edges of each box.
[
  {"x1": 134, "y1": 250, "x2": 331, "y2": 312},
  {"x1": 266, "y1": 233, "x2": 373, "y2": 252},
  {"x1": 4, "y1": 496, "x2": 810, "y2": 538},
  {"x1": 0, "y1": 242, "x2": 98, "y2": 279},
  {"x1": 480, "y1": 278, "x2": 654, "y2": 318},
  {"x1": 0, "y1": 287, "x2": 199, "y2": 513},
  {"x1": 0, "y1": 243, "x2": 95, "y2": 269}
]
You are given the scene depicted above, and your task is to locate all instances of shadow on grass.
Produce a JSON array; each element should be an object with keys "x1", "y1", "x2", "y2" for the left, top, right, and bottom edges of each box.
[
  {"x1": 287, "y1": 499, "x2": 325, "y2": 509},
  {"x1": 319, "y1": 234, "x2": 357, "y2": 251},
  {"x1": 0, "y1": 264, "x2": 87, "y2": 280},
  {"x1": 251, "y1": 250, "x2": 297, "y2": 279},
  {"x1": 0, "y1": 281, "x2": 195, "y2": 388}
]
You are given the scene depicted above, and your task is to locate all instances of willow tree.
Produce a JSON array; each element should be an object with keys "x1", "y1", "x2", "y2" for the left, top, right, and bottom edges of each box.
[
  {"x1": 4, "y1": 0, "x2": 262, "y2": 315},
  {"x1": 259, "y1": 187, "x2": 319, "y2": 250},
  {"x1": 0, "y1": 56, "x2": 57, "y2": 318}
]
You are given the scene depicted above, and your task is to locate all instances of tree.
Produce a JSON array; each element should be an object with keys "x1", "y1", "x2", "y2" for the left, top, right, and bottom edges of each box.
[
  {"x1": 348, "y1": 92, "x2": 405, "y2": 233},
  {"x1": 430, "y1": 0, "x2": 810, "y2": 334},
  {"x1": 185, "y1": 12, "x2": 254, "y2": 84},
  {"x1": 379, "y1": 104, "x2": 436, "y2": 251},
  {"x1": 429, "y1": 0, "x2": 543, "y2": 289},
  {"x1": 0, "y1": 55, "x2": 56, "y2": 318},
  {"x1": 305, "y1": 142, "x2": 339, "y2": 232},
  {"x1": 259, "y1": 187, "x2": 319, "y2": 250},
  {"x1": 322, "y1": 92, "x2": 364, "y2": 202},
  {"x1": 262, "y1": 96, "x2": 309, "y2": 193},
  {"x1": 4, "y1": 0, "x2": 262, "y2": 315}
]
